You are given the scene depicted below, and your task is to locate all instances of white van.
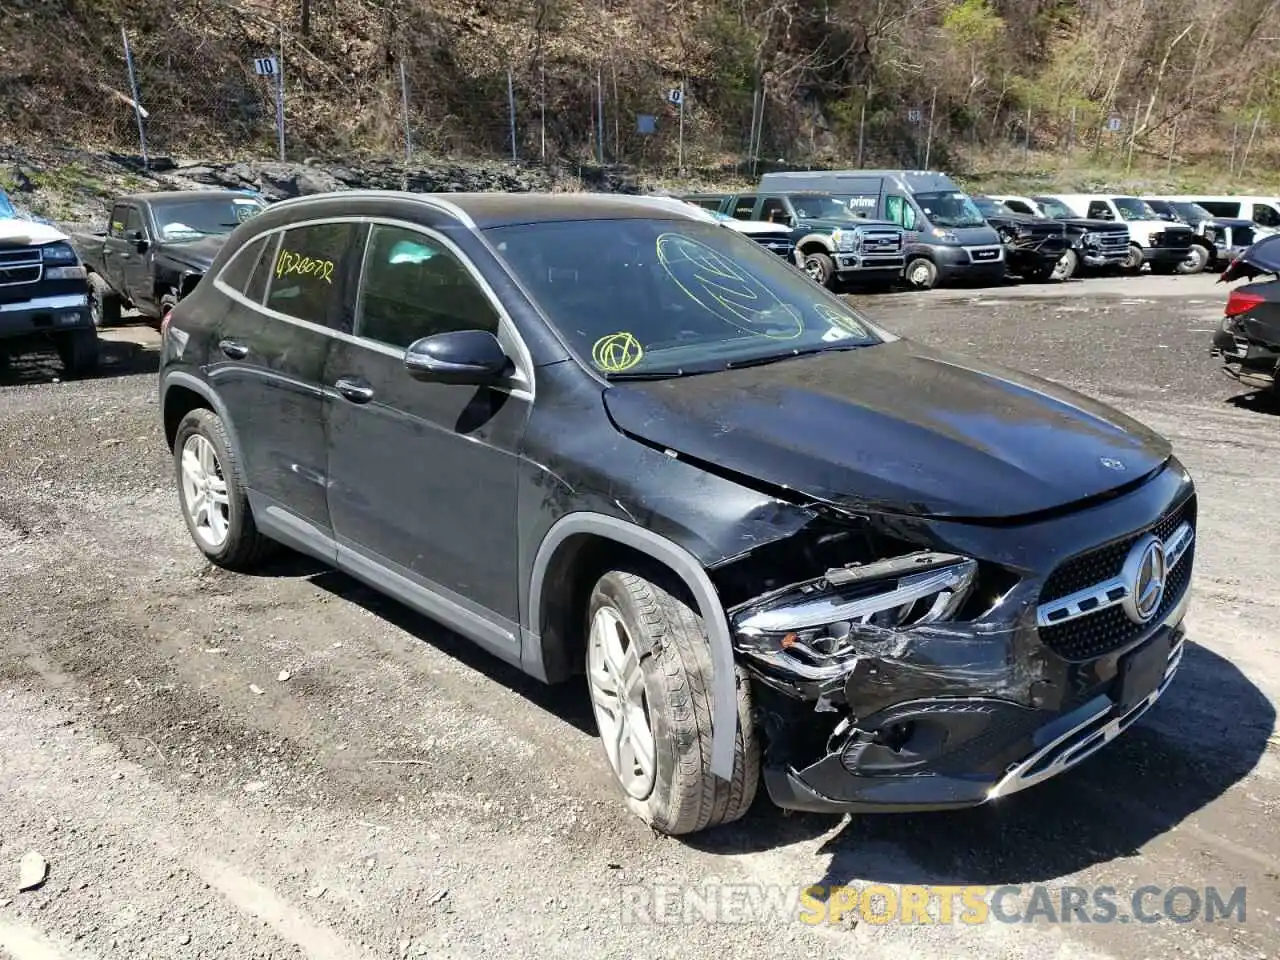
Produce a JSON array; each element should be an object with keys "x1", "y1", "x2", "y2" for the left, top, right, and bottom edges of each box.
[
  {"x1": 1148, "y1": 195, "x2": 1280, "y2": 235},
  {"x1": 1043, "y1": 194, "x2": 1195, "y2": 274}
]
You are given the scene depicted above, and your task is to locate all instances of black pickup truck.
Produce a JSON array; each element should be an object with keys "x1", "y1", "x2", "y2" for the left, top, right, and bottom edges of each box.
[
  {"x1": 69, "y1": 189, "x2": 266, "y2": 325},
  {"x1": 970, "y1": 196, "x2": 1070, "y2": 281},
  {"x1": 680, "y1": 190, "x2": 906, "y2": 290}
]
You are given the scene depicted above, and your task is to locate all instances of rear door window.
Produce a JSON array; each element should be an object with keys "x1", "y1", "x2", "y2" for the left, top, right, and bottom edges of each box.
[{"x1": 263, "y1": 221, "x2": 358, "y2": 330}]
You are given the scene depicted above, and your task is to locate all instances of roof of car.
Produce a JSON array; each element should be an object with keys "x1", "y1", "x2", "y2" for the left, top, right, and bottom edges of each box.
[
  {"x1": 266, "y1": 189, "x2": 707, "y2": 228},
  {"x1": 122, "y1": 189, "x2": 262, "y2": 205}
]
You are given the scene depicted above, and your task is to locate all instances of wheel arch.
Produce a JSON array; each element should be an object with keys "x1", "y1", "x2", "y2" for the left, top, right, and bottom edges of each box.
[
  {"x1": 796, "y1": 234, "x2": 834, "y2": 256},
  {"x1": 161, "y1": 371, "x2": 242, "y2": 457},
  {"x1": 524, "y1": 511, "x2": 739, "y2": 781}
]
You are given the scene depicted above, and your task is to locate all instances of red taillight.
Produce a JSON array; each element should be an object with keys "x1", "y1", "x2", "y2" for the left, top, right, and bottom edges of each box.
[
  {"x1": 160, "y1": 309, "x2": 172, "y2": 336},
  {"x1": 1225, "y1": 289, "x2": 1265, "y2": 318}
]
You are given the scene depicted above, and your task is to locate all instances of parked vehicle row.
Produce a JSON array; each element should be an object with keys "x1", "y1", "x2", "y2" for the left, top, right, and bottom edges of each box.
[{"x1": 680, "y1": 171, "x2": 1280, "y2": 292}]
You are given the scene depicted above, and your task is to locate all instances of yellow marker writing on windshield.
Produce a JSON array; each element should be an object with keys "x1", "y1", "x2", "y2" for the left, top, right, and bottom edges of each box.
[{"x1": 592, "y1": 332, "x2": 644, "y2": 372}]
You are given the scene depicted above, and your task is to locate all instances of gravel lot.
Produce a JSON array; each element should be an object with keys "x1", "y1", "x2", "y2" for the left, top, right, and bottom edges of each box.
[{"x1": 0, "y1": 270, "x2": 1277, "y2": 959}]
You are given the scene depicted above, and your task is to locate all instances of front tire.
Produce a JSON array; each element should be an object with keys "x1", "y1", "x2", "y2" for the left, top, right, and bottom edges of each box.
[
  {"x1": 173, "y1": 408, "x2": 277, "y2": 571},
  {"x1": 57, "y1": 329, "x2": 99, "y2": 378},
  {"x1": 1122, "y1": 243, "x2": 1145, "y2": 274},
  {"x1": 87, "y1": 273, "x2": 120, "y2": 327},
  {"x1": 1050, "y1": 248, "x2": 1078, "y2": 281},
  {"x1": 802, "y1": 251, "x2": 836, "y2": 288},
  {"x1": 1178, "y1": 244, "x2": 1210, "y2": 274},
  {"x1": 904, "y1": 256, "x2": 939, "y2": 289},
  {"x1": 585, "y1": 568, "x2": 759, "y2": 836}
]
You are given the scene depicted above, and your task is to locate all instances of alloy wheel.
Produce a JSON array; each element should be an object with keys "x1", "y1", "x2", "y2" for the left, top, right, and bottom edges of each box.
[
  {"x1": 586, "y1": 604, "x2": 656, "y2": 800},
  {"x1": 180, "y1": 434, "x2": 231, "y2": 549}
]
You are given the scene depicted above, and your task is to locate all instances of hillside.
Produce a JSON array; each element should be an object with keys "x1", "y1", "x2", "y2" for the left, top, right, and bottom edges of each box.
[{"x1": 6, "y1": 0, "x2": 1280, "y2": 199}]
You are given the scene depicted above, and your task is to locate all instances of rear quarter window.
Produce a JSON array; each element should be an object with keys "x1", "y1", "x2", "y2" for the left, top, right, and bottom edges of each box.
[{"x1": 218, "y1": 234, "x2": 276, "y2": 303}]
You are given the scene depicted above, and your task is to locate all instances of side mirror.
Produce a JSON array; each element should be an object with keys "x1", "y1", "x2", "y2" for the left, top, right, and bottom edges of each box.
[
  {"x1": 403, "y1": 329, "x2": 513, "y2": 386},
  {"x1": 132, "y1": 230, "x2": 149, "y2": 251}
]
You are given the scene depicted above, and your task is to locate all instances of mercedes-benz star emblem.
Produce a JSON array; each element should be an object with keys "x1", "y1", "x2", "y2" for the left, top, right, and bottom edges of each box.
[
  {"x1": 1120, "y1": 534, "x2": 1167, "y2": 624},
  {"x1": 1100, "y1": 457, "x2": 1126, "y2": 471}
]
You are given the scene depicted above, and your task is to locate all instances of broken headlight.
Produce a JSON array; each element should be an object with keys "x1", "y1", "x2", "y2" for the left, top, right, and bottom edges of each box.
[{"x1": 730, "y1": 552, "x2": 978, "y2": 680}]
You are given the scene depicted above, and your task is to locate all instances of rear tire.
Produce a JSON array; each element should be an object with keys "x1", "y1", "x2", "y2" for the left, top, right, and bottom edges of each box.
[
  {"x1": 57, "y1": 329, "x2": 99, "y2": 378},
  {"x1": 585, "y1": 568, "x2": 759, "y2": 836},
  {"x1": 173, "y1": 408, "x2": 278, "y2": 571}
]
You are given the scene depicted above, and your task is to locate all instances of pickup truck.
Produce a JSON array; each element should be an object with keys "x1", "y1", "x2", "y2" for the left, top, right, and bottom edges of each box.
[
  {"x1": 987, "y1": 195, "x2": 1132, "y2": 276},
  {"x1": 69, "y1": 189, "x2": 266, "y2": 326},
  {"x1": 0, "y1": 217, "x2": 98, "y2": 377},
  {"x1": 969, "y1": 196, "x2": 1070, "y2": 281},
  {"x1": 679, "y1": 190, "x2": 906, "y2": 290}
]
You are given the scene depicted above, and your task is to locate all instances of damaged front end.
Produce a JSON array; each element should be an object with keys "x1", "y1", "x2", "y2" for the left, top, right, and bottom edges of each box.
[{"x1": 712, "y1": 505, "x2": 1189, "y2": 814}]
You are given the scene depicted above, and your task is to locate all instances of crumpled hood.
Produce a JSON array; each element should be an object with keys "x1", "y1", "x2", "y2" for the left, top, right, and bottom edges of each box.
[
  {"x1": 0, "y1": 217, "x2": 69, "y2": 245},
  {"x1": 602, "y1": 339, "x2": 1172, "y2": 520},
  {"x1": 158, "y1": 235, "x2": 230, "y2": 271}
]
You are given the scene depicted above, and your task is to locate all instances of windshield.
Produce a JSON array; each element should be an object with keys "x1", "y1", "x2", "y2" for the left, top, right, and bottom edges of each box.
[
  {"x1": 1173, "y1": 201, "x2": 1212, "y2": 221},
  {"x1": 151, "y1": 196, "x2": 266, "y2": 240},
  {"x1": 971, "y1": 197, "x2": 1007, "y2": 218},
  {"x1": 486, "y1": 219, "x2": 884, "y2": 378},
  {"x1": 1112, "y1": 197, "x2": 1159, "y2": 221},
  {"x1": 1034, "y1": 197, "x2": 1075, "y2": 219},
  {"x1": 1145, "y1": 200, "x2": 1177, "y2": 220},
  {"x1": 913, "y1": 191, "x2": 987, "y2": 228},
  {"x1": 787, "y1": 195, "x2": 858, "y2": 222}
]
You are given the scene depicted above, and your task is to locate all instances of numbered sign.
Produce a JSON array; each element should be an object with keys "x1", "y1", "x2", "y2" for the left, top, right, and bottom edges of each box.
[
  {"x1": 666, "y1": 88, "x2": 684, "y2": 106},
  {"x1": 907, "y1": 109, "x2": 922, "y2": 123},
  {"x1": 1106, "y1": 116, "x2": 1123, "y2": 132},
  {"x1": 254, "y1": 57, "x2": 278, "y2": 77}
]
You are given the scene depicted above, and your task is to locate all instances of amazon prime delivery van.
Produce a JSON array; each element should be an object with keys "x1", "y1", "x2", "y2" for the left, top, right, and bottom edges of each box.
[{"x1": 758, "y1": 169, "x2": 1005, "y2": 289}]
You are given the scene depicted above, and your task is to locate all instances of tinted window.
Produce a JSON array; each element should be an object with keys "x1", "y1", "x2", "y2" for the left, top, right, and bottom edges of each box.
[
  {"x1": 913, "y1": 191, "x2": 983, "y2": 228},
  {"x1": 150, "y1": 196, "x2": 266, "y2": 241},
  {"x1": 486, "y1": 218, "x2": 883, "y2": 379},
  {"x1": 219, "y1": 234, "x2": 270, "y2": 300},
  {"x1": 109, "y1": 206, "x2": 128, "y2": 238},
  {"x1": 1087, "y1": 201, "x2": 1114, "y2": 220},
  {"x1": 731, "y1": 196, "x2": 756, "y2": 219},
  {"x1": 1003, "y1": 199, "x2": 1034, "y2": 215},
  {"x1": 1196, "y1": 201, "x2": 1236, "y2": 218},
  {"x1": 264, "y1": 222, "x2": 356, "y2": 329},
  {"x1": 759, "y1": 197, "x2": 790, "y2": 223},
  {"x1": 356, "y1": 224, "x2": 499, "y2": 348},
  {"x1": 1253, "y1": 203, "x2": 1280, "y2": 227},
  {"x1": 124, "y1": 206, "x2": 147, "y2": 237}
]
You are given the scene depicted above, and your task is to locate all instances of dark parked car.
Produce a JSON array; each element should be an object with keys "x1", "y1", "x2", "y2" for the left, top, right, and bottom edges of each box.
[
  {"x1": 1144, "y1": 198, "x2": 1256, "y2": 274},
  {"x1": 70, "y1": 190, "x2": 266, "y2": 326},
  {"x1": 970, "y1": 196, "x2": 1070, "y2": 281},
  {"x1": 1211, "y1": 234, "x2": 1280, "y2": 392},
  {"x1": 159, "y1": 190, "x2": 1197, "y2": 835}
]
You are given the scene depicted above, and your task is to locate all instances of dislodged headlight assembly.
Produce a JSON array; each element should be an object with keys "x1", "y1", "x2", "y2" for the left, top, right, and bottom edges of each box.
[{"x1": 730, "y1": 552, "x2": 978, "y2": 680}]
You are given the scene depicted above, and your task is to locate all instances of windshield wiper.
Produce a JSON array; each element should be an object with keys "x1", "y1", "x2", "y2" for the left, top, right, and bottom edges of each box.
[
  {"x1": 724, "y1": 343, "x2": 867, "y2": 370},
  {"x1": 606, "y1": 369, "x2": 690, "y2": 380}
]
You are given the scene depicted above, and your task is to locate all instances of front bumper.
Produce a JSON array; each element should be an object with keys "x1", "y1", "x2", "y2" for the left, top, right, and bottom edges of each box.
[
  {"x1": 1143, "y1": 245, "x2": 1192, "y2": 266},
  {"x1": 733, "y1": 465, "x2": 1197, "y2": 815},
  {"x1": 0, "y1": 293, "x2": 93, "y2": 342},
  {"x1": 929, "y1": 243, "x2": 1006, "y2": 283},
  {"x1": 765, "y1": 623, "x2": 1186, "y2": 814}
]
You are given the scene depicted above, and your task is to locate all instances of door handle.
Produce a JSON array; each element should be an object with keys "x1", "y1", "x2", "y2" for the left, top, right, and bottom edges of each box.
[
  {"x1": 219, "y1": 338, "x2": 249, "y2": 359},
  {"x1": 334, "y1": 376, "x2": 375, "y2": 404}
]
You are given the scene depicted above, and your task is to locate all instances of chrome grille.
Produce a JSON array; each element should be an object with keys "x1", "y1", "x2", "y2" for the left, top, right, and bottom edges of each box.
[
  {"x1": 748, "y1": 234, "x2": 795, "y2": 259},
  {"x1": 0, "y1": 247, "x2": 41, "y2": 287},
  {"x1": 1036, "y1": 495, "x2": 1196, "y2": 661}
]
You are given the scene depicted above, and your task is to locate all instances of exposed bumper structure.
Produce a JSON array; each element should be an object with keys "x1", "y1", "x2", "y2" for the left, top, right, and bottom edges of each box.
[
  {"x1": 0, "y1": 292, "x2": 93, "y2": 341},
  {"x1": 730, "y1": 477, "x2": 1197, "y2": 815}
]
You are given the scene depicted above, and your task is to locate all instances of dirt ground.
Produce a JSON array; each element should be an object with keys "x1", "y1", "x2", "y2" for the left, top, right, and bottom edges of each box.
[{"x1": 0, "y1": 269, "x2": 1277, "y2": 959}]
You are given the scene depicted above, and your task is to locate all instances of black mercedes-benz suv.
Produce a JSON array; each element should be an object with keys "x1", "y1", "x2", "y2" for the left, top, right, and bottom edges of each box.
[{"x1": 158, "y1": 190, "x2": 1197, "y2": 835}]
